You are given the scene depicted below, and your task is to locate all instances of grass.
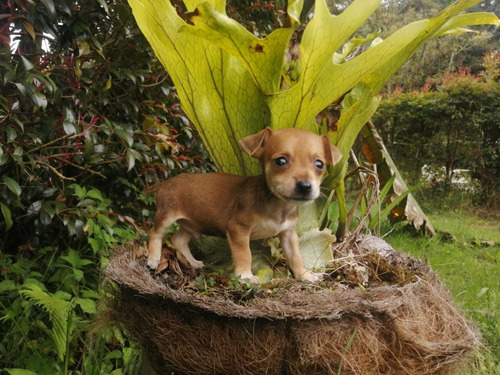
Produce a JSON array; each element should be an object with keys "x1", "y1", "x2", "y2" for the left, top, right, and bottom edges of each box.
[{"x1": 385, "y1": 208, "x2": 500, "y2": 374}]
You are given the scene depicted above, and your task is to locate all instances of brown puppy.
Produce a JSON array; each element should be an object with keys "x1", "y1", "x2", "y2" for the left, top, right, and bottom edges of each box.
[{"x1": 147, "y1": 127, "x2": 342, "y2": 283}]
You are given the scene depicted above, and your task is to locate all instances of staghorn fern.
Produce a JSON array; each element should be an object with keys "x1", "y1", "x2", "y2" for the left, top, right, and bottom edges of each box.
[{"x1": 128, "y1": 0, "x2": 499, "y2": 262}]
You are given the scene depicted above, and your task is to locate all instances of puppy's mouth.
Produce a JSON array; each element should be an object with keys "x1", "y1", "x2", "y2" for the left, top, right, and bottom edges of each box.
[
  {"x1": 268, "y1": 180, "x2": 318, "y2": 204},
  {"x1": 285, "y1": 194, "x2": 318, "y2": 205},
  {"x1": 271, "y1": 191, "x2": 315, "y2": 205},
  {"x1": 290, "y1": 196, "x2": 315, "y2": 203}
]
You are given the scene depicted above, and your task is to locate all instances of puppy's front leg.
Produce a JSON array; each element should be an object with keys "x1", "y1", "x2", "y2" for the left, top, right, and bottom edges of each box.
[
  {"x1": 279, "y1": 229, "x2": 323, "y2": 282},
  {"x1": 227, "y1": 225, "x2": 260, "y2": 284}
]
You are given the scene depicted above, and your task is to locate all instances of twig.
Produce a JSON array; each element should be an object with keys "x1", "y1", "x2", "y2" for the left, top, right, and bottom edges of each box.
[
  {"x1": 43, "y1": 152, "x2": 83, "y2": 159},
  {"x1": 373, "y1": 164, "x2": 381, "y2": 237},
  {"x1": 28, "y1": 134, "x2": 74, "y2": 154},
  {"x1": 352, "y1": 166, "x2": 380, "y2": 237},
  {"x1": 38, "y1": 145, "x2": 75, "y2": 151},
  {"x1": 140, "y1": 74, "x2": 169, "y2": 88},
  {"x1": 53, "y1": 157, "x2": 107, "y2": 179},
  {"x1": 338, "y1": 165, "x2": 381, "y2": 252},
  {"x1": 36, "y1": 161, "x2": 75, "y2": 181},
  {"x1": 350, "y1": 150, "x2": 365, "y2": 185},
  {"x1": 346, "y1": 150, "x2": 370, "y2": 229},
  {"x1": 344, "y1": 165, "x2": 372, "y2": 180},
  {"x1": 346, "y1": 177, "x2": 368, "y2": 230},
  {"x1": 0, "y1": 113, "x2": 10, "y2": 125}
]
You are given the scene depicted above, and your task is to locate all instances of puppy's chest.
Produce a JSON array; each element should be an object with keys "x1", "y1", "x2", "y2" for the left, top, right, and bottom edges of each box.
[{"x1": 250, "y1": 217, "x2": 296, "y2": 240}]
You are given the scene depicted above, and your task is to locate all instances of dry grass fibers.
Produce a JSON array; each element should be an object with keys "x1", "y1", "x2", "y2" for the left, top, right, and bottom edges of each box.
[{"x1": 102, "y1": 236, "x2": 480, "y2": 374}]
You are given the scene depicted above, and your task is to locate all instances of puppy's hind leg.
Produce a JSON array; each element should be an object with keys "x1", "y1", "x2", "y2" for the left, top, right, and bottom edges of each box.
[
  {"x1": 148, "y1": 211, "x2": 177, "y2": 270},
  {"x1": 171, "y1": 226, "x2": 204, "y2": 269}
]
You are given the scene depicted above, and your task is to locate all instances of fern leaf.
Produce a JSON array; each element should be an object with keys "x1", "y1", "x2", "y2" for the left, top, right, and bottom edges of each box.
[{"x1": 20, "y1": 283, "x2": 74, "y2": 362}]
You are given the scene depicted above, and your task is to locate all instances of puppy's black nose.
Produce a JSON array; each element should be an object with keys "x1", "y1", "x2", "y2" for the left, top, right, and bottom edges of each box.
[{"x1": 296, "y1": 180, "x2": 312, "y2": 195}]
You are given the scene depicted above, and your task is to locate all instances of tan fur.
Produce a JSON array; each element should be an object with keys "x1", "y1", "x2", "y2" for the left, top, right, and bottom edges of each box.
[{"x1": 147, "y1": 127, "x2": 342, "y2": 283}]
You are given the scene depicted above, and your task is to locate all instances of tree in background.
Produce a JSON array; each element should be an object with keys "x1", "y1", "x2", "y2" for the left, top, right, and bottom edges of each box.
[{"x1": 364, "y1": 0, "x2": 500, "y2": 91}]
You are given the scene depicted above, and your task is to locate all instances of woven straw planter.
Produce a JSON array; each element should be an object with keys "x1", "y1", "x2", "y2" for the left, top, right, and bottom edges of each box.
[{"x1": 103, "y1": 237, "x2": 480, "y2": 375}]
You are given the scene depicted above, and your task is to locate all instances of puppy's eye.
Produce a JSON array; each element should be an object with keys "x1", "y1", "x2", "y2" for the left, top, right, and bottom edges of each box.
[
  {"x1": 274, "y1": 156, "x2": 288, "y2": 167},
  {"x1": 314, "y1": 159, "x2": 325, "y2": 171}
]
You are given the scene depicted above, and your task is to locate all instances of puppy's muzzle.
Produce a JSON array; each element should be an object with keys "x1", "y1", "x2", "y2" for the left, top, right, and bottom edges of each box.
[
  {"x1": 296, "y1": 180, "x2": 312, "y2": 194},
  {"x1": 293, "y1": 180, "x2": 315, "y2": 201}
]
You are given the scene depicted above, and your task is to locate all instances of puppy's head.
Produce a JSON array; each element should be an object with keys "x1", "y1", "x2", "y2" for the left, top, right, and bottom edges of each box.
[{"x1": 240, "y1": 127, "x2": 342, "y2": 204}]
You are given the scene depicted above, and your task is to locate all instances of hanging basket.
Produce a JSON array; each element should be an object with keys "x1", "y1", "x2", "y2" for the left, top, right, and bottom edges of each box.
[{"x1": 102, "y1": 236, "x2": 480, "y2": 375}]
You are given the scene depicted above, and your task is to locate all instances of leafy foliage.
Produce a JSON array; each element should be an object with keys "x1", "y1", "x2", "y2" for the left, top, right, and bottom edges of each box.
[
  {"x1": 128, "y1": 0, "x2": 498, "y2": 241},
  {"x1": 19, "y1": 283, "x2": 73, "y2": 363},
  {"x1": 1, "y1": 243, "x2": 140, "y2": 374},
  {"x1": 0, "y1": 0, "x2": 211, "y2": 253}
]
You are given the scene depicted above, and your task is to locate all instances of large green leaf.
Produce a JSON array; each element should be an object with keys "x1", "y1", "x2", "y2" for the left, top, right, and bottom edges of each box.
[
  {"x1": 128, "y1": 0, "x2": 264, "y2": 175},
  {"x1": 3, "y1": 175, "x2": 22, "y2": 196},
  {"x1": 287, "y1": 0, "x2": 305, "y2": 25},
  {"x1": 324, "y1": 3, "x2": 497, "y2": 186},
  {"x1": 434, "y1": 12, "x2": 500, "y2": 36},
  {"x1": 1, "y1": 202, "x2": 13, "y2": 230},
  {"x1": 271, "y1": 0, "x2": 498, "y2": 132},
  {"x1": 268, "y1": 0, "x2": 381, "y2": 129},
  {"x1": 180, "y1": 2, "x2": 293, "y2": 94}
]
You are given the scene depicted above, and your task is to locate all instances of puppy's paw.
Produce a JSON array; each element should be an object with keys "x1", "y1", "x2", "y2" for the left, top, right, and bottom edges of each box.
[
  {"x1": 147, "y1": 256, "x2": 160, "y2": 270},
  {"x1": 245, "y1": 275, "x2": 261, "y2": 285},
  {"x1": 189, "y1": 259, "x2": 205, "y2": 270},
  {"x1": 300, "y1": 271, "x2": 324, "y2": 283},
  {"x1": 236, "y1": 272, "x2": 261, "y2": 285}
]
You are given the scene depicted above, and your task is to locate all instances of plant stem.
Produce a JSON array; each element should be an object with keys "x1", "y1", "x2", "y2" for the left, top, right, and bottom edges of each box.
[
  {"x1": 64, "y1": 307, "x2": 74, "y2": 375},
  {"x1": 318, "y1": 189, "x2": 335, "y2": 229},
  {"x1": 335, "y1": 181, "x2": 347, "y2": 240}
]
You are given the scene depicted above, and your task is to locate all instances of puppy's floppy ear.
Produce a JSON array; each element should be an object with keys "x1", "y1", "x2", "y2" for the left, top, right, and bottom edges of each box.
[
  {"x1": 322, "y1": 135, "x2": 343, "y2": 165},
  {"x1": 240, "y1": 127, "x2": 273, "y2": 159}
]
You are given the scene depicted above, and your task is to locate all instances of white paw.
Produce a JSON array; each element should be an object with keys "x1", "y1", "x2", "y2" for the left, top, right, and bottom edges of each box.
[
  {"x1": 236, "y1": 272, "x2": 261, "y2": 284},
  {"x1": 147, "y1": 256, "x2": 160, "y2": 270},
  {"x1": 189, "y1": 259, "x2": 205, "y2": 270},
  {"x1": 300, "y1": 271, "x2": 324, "y2": 283}
]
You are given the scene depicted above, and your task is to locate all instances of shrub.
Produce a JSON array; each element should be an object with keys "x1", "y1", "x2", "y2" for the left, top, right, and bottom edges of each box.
[
  {"x1": 372, "y1": 55, "x2": 500, "y2": 207},
  {"x1": 0, "y1": 1, "x2": 212, "y2": 253}
]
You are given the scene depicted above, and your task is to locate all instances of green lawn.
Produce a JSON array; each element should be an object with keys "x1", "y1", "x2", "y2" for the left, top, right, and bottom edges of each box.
[{"x1": 385, "y1": 209, "x2": 500, "y2": 374}]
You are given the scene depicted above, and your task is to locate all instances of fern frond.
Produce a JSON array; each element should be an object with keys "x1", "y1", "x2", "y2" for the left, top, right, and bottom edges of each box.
[{"x1": 20, "y1": 283, "x2": 74, "y2": 362}]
